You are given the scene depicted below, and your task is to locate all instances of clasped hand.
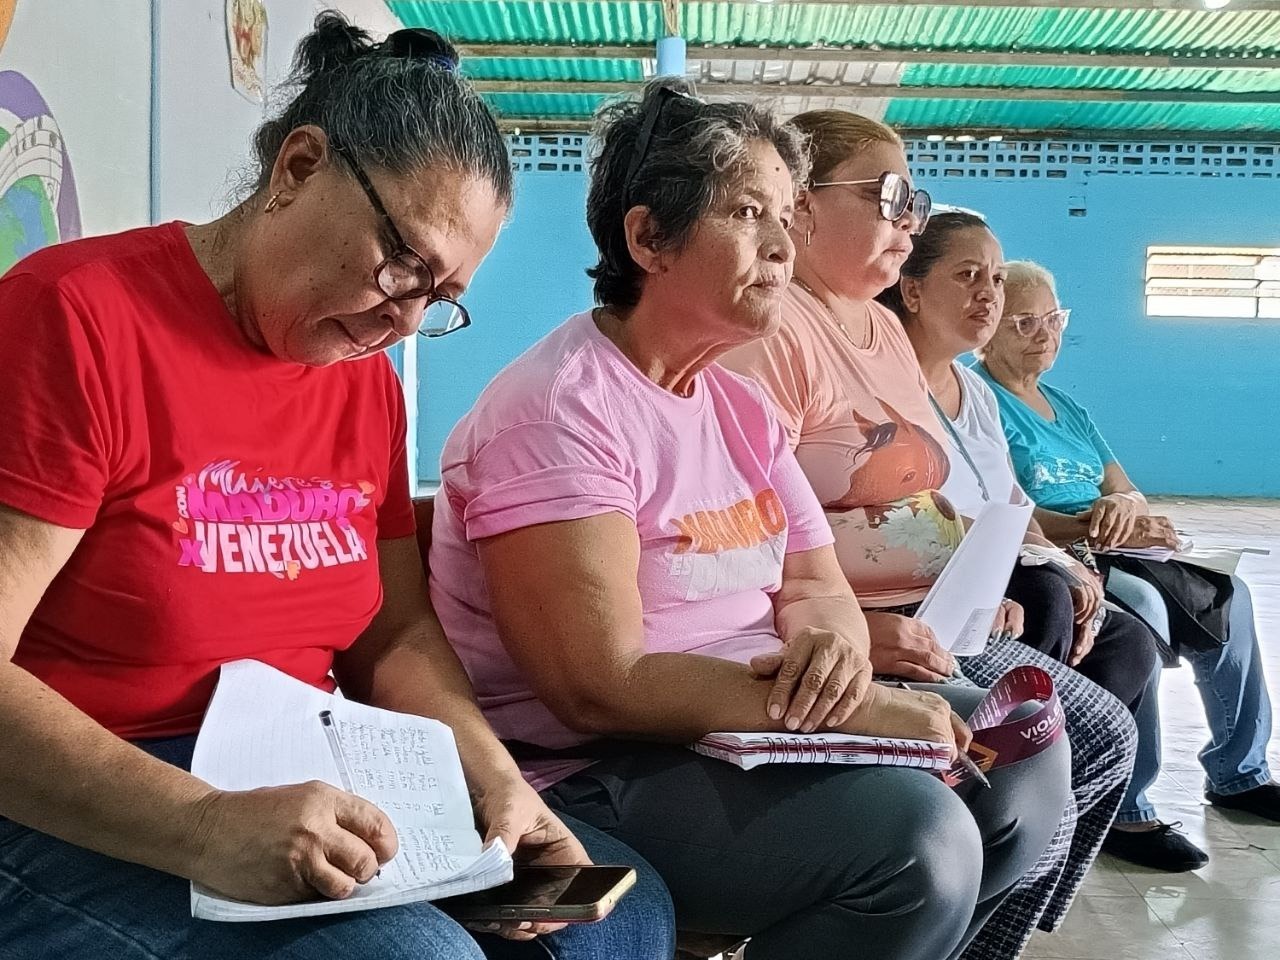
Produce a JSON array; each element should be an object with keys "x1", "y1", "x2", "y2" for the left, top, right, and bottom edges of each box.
[{"x1": 752, "y1": 618, "x2": 971, "y2": 759}]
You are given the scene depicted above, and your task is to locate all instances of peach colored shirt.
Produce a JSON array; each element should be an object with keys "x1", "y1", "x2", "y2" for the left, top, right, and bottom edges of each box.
[{"x1": 721, "y1": 287, "x2": 964, "y2": 608}]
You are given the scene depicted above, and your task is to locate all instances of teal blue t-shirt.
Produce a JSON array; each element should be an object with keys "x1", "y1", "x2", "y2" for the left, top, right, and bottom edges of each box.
[{"x1": 970, "y1": 363, "x2": 1116, "y2": 516}]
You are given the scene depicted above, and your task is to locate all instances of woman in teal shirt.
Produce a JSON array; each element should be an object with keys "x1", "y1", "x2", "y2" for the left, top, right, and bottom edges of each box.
[{"x1": 974, "y1": 260, "x2": 1279, "y2": 873}]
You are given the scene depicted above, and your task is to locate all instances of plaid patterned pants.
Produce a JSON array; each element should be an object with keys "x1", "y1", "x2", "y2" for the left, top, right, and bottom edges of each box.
[{"x1": 958, "y1": 638, "x2": 1138, "y2": 960}]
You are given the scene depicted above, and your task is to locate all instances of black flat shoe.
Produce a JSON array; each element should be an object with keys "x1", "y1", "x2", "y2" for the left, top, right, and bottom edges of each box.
[
  {"x1": 1102, "y1": 822, "x2": 1209, "y2": 872},
  {"x1": 1207, "y1": 782, "x2": 1280, "y2": 823}
]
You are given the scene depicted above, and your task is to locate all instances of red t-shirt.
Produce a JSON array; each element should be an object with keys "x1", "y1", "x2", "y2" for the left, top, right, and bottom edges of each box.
[{"x1": 0, "y1": 223, "x2": 416, "y2": 739}]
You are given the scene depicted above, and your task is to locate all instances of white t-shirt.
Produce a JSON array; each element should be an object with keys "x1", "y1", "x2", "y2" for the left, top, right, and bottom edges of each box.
[{"x1": 939, "y1": 363, "x2": 1025, "y2": 517}]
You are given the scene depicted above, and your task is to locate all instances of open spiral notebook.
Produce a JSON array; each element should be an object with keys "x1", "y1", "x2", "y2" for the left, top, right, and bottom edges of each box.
[{"x1": 189, "y1": 660, "x2": 512, "y2": 921}]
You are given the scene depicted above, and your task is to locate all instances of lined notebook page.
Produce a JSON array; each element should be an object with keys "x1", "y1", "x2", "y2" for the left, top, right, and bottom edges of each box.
[{"x1": 189, "y1": 660, "x2": 512, "y2": 921}]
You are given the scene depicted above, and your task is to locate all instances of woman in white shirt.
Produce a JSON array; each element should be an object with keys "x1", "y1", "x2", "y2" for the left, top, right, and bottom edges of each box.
[{"x1": 879, "y1": 211, "x2": 1206, "y2": 873}]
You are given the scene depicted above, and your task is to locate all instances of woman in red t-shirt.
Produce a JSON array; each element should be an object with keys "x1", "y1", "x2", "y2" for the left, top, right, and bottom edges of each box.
[{"x1": 0, "y1": 14, "x2": 672, "y2": 960}]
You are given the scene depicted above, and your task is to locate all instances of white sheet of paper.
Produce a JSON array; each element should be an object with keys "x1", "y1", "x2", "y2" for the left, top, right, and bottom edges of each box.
[
  {"x1": 188, "y1": 660, "x2": 512, "y2": 921},
  {"x1": 915, "y1": 501, "x2": 1034, "y2": 654},
  {"x1": 1174, "y1": 545, "x2": 1270, "y2": 577}
]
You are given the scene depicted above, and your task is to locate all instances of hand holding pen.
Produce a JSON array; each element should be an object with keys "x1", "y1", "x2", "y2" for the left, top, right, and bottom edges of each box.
[
  {"x1": 895, "y1": 681, "x2": 991, "y2": 789},
  {"x1": 320, "y1": 710, "x2": 385, "y2": 879}
]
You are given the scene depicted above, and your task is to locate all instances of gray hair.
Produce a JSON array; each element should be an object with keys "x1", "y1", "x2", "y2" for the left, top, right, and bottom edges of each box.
[
  {"x1": 249, "y1": 11, "x2": 511, "y2": 206},
  {"x1": 975, "y1": 260, "x2": 1060, "y2": 360},
  {"x1": 1004, "y1": 260, "x2": 1058, "y2": 302},
  {"x1": 585, "y1": 77, "x2": 810, "y2": 308}
]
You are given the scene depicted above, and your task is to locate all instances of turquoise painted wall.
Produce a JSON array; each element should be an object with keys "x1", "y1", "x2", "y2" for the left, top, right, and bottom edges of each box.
[
  {"x1": 418, "y1": 171, "x2": 596, "y2": 481},
  {"x1": 418, "y1": 166, "x2": 1280, "y2": 497}
]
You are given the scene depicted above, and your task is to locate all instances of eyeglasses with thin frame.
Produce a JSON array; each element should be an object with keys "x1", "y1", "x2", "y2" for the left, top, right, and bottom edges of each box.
[
  {"x1": 809, "y1": 171, "x2": 932, "y2": 236},
  {"x1": 1005, "y1": 308, "x2": 1071, "y2": 337},
  {"x1": 330, "y1": 143, "x2": 471, "y2": 338}
]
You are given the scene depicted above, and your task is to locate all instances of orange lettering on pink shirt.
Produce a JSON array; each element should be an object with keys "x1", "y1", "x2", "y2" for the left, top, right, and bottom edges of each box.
[
  {"x1": 669, "y1": 491, "x2": 786, "y2": 555},
  {"x1": 755, "y1": 489, "x2": 787, "y2": 536}
]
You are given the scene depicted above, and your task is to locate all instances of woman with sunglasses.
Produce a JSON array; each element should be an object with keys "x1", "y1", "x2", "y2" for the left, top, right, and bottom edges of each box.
[
  {"x1": 720, "y1": 112, "x2": 1129, "y2": 958},
  {"x1": 0, "y1": 14, "x2": 674, "y2": 960},
  {"x1": 976, "y1": 261, "x2": 1280, "y2": 870},
  {"x1": 429, "y1": 78, "x2": 1069, "y2": 960}
]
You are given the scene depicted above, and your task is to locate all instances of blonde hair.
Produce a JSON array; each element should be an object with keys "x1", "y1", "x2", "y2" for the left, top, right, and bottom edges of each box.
[
  {"x1": 789, "y1": 109, "x2": 902, "y2": 184},
  {"x1": 1003, "y1": 260, "x2": 1058, "y2": 302}
]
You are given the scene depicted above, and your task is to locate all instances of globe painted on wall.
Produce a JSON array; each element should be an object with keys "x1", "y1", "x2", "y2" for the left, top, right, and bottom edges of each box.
[{"x1": 0, "y1": 70, "x2": 80, "y2": 273}]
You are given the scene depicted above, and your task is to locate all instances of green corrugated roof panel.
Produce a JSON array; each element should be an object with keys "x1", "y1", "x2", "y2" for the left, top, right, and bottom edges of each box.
[
  {"x1": 900, "y1": 64, "x2": 1280, "y2": 94},
  {"x1": 883, "y1": 99, "x2": 1280, "y2": 136},
  {"x1": 485, "y1": 92, "x2": 612, "y2": 118},
  {"x1": 392, "y1": 2, "x2": 1280, "y2": 55},
  {"x1": 464, "y1": 57, "x2": 643, "y2": 81}
]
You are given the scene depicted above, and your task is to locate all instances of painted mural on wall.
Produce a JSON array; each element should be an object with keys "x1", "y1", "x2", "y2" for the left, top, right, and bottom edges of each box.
[
  {"x1": 227, "y1": 0, "x2": 268, "y2": 104},
  {"x1": 0, "y1": 70, "x2": 81, "y2": 273}
]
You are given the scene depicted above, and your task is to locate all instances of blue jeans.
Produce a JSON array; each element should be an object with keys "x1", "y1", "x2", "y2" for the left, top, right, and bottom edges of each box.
[
  {"x1": 0, "y1": 737, "x2": 675, "y2": 960},
  {"x1": 1108, "y1": 569, "x2": 1275, "y2": 823}
]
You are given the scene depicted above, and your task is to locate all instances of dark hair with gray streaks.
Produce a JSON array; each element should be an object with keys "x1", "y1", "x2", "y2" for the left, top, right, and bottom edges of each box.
[
  {"x1": 585, "y1": 77, "x2": 809, "y2": 309},
  {"x1": 249, "y1": 11, "x2": 511, "y2": 206}
]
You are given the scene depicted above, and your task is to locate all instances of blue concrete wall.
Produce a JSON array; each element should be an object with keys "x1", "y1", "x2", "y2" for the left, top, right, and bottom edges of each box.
[
  {"x1": 418, "y1": 167, "x2": 1280, "y2": 497},
  {"x1": 418, "y1": 172, "x2": 595, "y2": 480}
]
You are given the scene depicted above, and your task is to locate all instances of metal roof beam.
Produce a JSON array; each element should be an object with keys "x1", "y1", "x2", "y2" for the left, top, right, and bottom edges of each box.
[
  {"x1": 457, "y1": 42, "x2": 1280, "y2": 71},
  {"x1": 496, "y1": 117, "x2": 1280, "y2": 143},
  {"x1": 475, "y1": 79, "x2": 1280, "y2": 104}
]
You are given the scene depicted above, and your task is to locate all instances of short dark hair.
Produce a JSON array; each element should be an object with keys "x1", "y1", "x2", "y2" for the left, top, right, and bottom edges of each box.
[
  {"x1": 250, "y1": 11, "x2": 512, "y2": 206},
  {"x1": 585, "y1": 77, "x2": 809, "y2": 309},
  {"x1": 875, "y1": 211, "x2": 991, "y2": 319}
]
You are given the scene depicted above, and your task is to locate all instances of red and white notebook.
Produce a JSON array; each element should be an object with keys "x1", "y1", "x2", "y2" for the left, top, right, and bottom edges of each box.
[
  {"x1": 690, "y1": 666, "x2": 1065, "y2": 782},
  {"x1": 690, "y1": 732, "x2": 951, "y2": 772}
]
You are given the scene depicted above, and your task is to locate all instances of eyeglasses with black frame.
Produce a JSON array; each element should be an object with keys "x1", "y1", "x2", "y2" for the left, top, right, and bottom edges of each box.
[
  {"x1": 809, "y1": 171, "x2": 932, "y2": 236},
  {"x1": 1005, "y1": 308, "x2": 1071, "y2": 338},
  {"x1": 330, "y1": 142, "x2": 471, "y2": 338}
]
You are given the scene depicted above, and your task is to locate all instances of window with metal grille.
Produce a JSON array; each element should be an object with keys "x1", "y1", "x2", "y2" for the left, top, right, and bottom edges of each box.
[{"x1": 1145, "y1": 246, "x2": 1280, "y2": 319}]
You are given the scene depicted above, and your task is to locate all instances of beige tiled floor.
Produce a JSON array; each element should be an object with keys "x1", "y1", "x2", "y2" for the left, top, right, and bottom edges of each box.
[{"x1": 1024, "y1": 499, "x2": 1280, "y2": 960}]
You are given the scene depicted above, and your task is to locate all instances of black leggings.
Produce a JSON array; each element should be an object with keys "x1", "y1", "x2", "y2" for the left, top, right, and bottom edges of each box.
[{"x1": 1004, "y1": 563, "x2": 1158, "y2": 712}]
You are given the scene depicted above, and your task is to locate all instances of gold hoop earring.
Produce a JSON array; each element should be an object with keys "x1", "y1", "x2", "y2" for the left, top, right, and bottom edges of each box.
[
  {"x1": 805, "y1": 230, "x2": 812, "y2": 247},
  {"x1": 264, "y1": 192, "x2": 282, "y2": 213}
]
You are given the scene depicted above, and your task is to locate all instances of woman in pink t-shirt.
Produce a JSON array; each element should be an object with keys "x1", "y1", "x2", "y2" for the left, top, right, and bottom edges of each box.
[
  {"x1": 430, "y1": 78, "x2": 1069, "y2": 960},
  {"x1": 719, "y1": 110, "x2": 1134, "y2": 957},
  {"x1": 0, "y1": 17, "x2": 671, "y2": 960}
]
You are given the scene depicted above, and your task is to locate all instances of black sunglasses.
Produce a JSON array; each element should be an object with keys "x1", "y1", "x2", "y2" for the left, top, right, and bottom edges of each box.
[
  {"x1": 330, "y1": 143, "x2": 471, "y2": 338},
  {"x1": 622, "y1": 86, "x2": 699, "y2": 209}
]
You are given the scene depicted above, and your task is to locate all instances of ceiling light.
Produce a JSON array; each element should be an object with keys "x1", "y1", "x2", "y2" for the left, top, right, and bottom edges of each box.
[
  {"x1": 988, "y1": 134, "x2": 1004, "y2": 142},
  {"x1": 956, "y1": 134, "x2": 975, "y2": 142},
  {"x1": 1203, "y1": 0, "x2": 1231, "y2": 9},
  {"x1": 926, "y1": 134, "x2": 944, "y2": 142}
]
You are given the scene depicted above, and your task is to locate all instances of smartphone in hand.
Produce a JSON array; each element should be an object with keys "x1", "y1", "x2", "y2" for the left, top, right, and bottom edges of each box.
[{"x1": 436, "y1": 865, "x2": 636, "y2": 923}]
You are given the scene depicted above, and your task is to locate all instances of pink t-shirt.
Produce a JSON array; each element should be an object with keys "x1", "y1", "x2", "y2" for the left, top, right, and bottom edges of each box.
[{"x1": 429, "y1": 311, "x2": 834, "y2": 789}]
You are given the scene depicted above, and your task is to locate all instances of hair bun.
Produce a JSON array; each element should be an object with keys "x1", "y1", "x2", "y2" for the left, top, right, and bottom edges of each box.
[
  {"x1": 294, "y1": 11, "x2": 374, "y2": 79},
  {"x1": 383, "y1": 28, "x2": 460, "y2": 71}
]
